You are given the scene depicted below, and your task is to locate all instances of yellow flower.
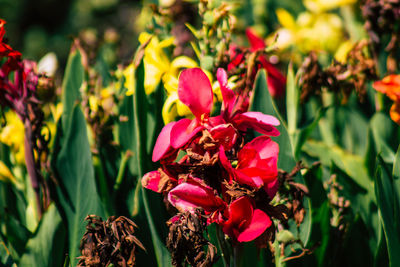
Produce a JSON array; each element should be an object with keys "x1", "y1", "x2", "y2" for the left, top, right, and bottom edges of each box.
[
  {"x1": 304, "y1": 0, "x2": 356, "y2": 13},
  {"x1": 274, "y1": 6, "x2": 346, "y2": 55},
  {"x1": 0, "y1": 111, "x2": 25, "y2": 164},
  {"x1": 0, "y1": 161, "x2": 16, "y2": 184}
]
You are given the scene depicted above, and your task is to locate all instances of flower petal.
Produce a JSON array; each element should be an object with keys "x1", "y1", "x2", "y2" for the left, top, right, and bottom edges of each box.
[
  {"x1": 170, "y1": 118, "x2": 204, "y2": 149},
  {"x1": 141, "y1": 171, "x2": 162, "y2": 192},
  {"x1": 152, "y1": 121, "x2": 176, "y2": 162},
  {"x1": 243, "y1": 135, "x2": 279, "y2": 160},
  {"x1": 168, "y1": 181, "x2": 224, "y2": 212},
  {"x1": 235, "y1": 112, "x2": 280, "y2": 136},
  {"x1": 178, "y1": 68, "x2": 213, "y2": 118},
  {"x1": 237, "y1": 209, "x2": 271, "y2": 242},
  {"x1": 246, "y1": 28, "x2": 266, "y2": 51},
  {"x1": 217, "y1": 68, "x2": 236, "y2": 115},
  {"x1": 260, "y1": 57, "x2": 286, "y2": 98}
]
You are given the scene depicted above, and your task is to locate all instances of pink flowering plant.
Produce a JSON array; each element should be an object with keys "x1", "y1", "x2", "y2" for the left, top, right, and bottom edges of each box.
[{"x1": 142, "y1": 67, "x2": 284, "y2": 264}]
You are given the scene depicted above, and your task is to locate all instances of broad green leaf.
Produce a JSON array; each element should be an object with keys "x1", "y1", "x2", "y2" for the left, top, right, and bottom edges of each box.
[
  {"x1": 19, "y1": 204, "x2": 65, "y2": 267},
  {"x1": 0, "y1": 235, "x2": 15, "y2": 267},
  {"x1": 302, "y1": 164, "x2": 331, "y2": 265},
  {"x1": 250, "y1": 70, "x2": 294, "y2": 170},
  {"x1": 303, "y1": 140, "x2": 373, "y2": 193},
  {"x1": 53, "y1": 106, "x2": 105, "y2": 265},
  {"x1": 370, "y1": 113, "x2": 398, "y2": 163},
  {"x1": 118, "y1": 93, "x2": 138, "y2": 176},
  {"x1": 375, "y1": 156, "x2": 400, "y2": 266},
  {"x1": 61, "y1": 49, "x2": 84, "y2": 132},
  {"x1": 132, "y1": 60, "x2": 171, "y2": 266}
]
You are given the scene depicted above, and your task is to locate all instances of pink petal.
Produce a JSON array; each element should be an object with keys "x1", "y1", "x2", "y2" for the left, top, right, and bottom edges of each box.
[
  {"x1": 243, "y1": 135, "x2": 279, "y2": 160},
  {"x1": 170, "y1": 118, "x2": 204, "y2": 149},
  {"x1": 168, "y1": 181, "x2": 224, "y2": 212},
  {"x1": 152, "y1": 121, "x2": 176, "y2": 162},
  {"x1": 246, "y1": 28, "x2": 266, "y2": 51},
  {"x1": 178, "y1": 68, "x2": 213, "y2": 118},
  {"x1": 217, "y1": 68, "x2": 236, "y2": 115},
  {"x1": 235, "y1": 112, "x2": 280, "y2": 136},
  {"x1": 141, "y1": 171, "x2": 162, "y2": 192},
  {"x1": 237, "y1": 209, "x2": 271, "y2": 242}
]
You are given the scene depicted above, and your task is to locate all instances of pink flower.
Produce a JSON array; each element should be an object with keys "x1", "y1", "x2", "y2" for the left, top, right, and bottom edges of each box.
[
  {"x1": 152, "y1": 68, "x2": 280, "y2": 162},
  {"x1": 219, "y1": 135, "x2": 279, "y2": 192},
  {"x1": 222, "y1": 196, "x2": 272, "y2": 242}
]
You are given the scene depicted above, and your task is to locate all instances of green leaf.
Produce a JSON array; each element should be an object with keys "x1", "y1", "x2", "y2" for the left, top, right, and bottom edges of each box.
[
  {"x1": 61, "y1": 49, "x2": 84, "y2": 132},
  {"x1": 19, "y1": 204, "x2": 66, "y2": 267},
  {"x1": 302, "y1": 163, "x2": 331, "y2": 265},
  {"x1": 370, "y1": 113, "x2": 398, "y2": 163},
  {"x1": 53, "y1": 106, "x2": 105, "y2": 265},
  {"x1": 250, "y1": 69, "x2": 294, "y2": 170},
  {"x1": 375, "y1": 156, "x2": 400, "y2": 266},
  {"x1": 303, "y1": 140, "x2": 373, "y2": 193},
  {"x1": 132, "y1": 60, "x2": 171, "y2": 266}
]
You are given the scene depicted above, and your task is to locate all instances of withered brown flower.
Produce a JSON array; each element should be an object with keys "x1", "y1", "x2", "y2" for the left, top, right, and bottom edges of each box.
[{"x1": 78, "y1": 215, "x2": 145, "y2": 267}]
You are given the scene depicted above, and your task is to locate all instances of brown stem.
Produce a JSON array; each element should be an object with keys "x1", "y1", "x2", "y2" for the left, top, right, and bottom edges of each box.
[{"x1": 24, "y1": 119, "x2": 43, "y2": 217}]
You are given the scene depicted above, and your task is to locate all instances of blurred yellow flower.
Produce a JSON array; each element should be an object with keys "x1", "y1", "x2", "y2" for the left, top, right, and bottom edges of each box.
[
  {"x1": 0, "y1": 111, "x2": 25, "y2": 164},
  {"x1": 304, "y1": 0, "x2": 356, "y2": 13},
  {"x1": 0, "y1": 161, "x2": 16, "y2": 184},
  {"x1": 274, "y1": 8, "x2": 344, "y2": 54}
]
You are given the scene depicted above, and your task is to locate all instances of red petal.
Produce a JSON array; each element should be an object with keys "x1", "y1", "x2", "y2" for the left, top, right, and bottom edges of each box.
[
  {"x1": 260, "y1": 57, "x2": 286, "y2": 98},
  {"x1": 210, "y1": 124, "x2": 238, "y2": 150},
  {"x1": 168, "y1": 181, "x2": 224, "y2": 212},
  {"x1": 237, "y1": 209, "x2": 271, "y2": 242},
  {"x1": 246, "y1": 28, "x2": 266, "y2": 51},
  {"x1": 141, "y1": 171, "x2": 162, "y2": 192},
  {"x1": 170, "y1": 118, "x2": 203, "y2": 149},
  {"x1": 178, "y1": 68, "x2": 213, "y2": 118},
  {"x1": 264, "y1": 179, "x2": 279, "y2": 200},
  {"x1": 244, "y1": 135, "x2": 279, "y2": 160},
  {"x1": 217, "y1": 68, "x2": 236, "y2": 116},
  {"x1": 152, "y1": 121, "x2": 176, "y2": 162}
]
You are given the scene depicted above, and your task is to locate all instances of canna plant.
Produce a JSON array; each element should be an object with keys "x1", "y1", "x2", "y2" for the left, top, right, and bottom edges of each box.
[{"x1": 0, "y1": 0, "x2": 400, "y2": 266}]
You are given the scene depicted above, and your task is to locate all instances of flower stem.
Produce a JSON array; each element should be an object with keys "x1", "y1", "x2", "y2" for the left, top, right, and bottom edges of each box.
[{"x1": 24, "y1": 119, "x2": 43, "y2": 217}]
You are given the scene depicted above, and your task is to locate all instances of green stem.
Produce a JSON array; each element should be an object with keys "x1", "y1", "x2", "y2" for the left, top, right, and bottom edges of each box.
[
  {"x1": 216, "y1": 226, "x2": 231, "y2": 266},
  {"x1": 24, "y1": 119, "x2": 43, "y2": 217},
  {"x1": 113, "y1": 150, "x2": 132, "y2": 191}
]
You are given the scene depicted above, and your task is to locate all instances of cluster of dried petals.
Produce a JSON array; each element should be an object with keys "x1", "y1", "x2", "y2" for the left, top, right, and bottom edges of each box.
[
  {"x1": 299, "y1": 41, "x2": 376, "y2": 103},
  {"x1": 142, "y1": 67, "x2": 280, "y2": 245},
  {"x1": 373, "y1": 74, "x2": 400, "y2": 124},
  {"x1": 78, "y1": 215, "x2": 145, "y2": 267}
]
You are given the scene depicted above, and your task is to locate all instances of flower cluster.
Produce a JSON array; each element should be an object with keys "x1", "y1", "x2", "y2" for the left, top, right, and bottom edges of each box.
[
  {"x1": 0, "y1": 19, "x2": 38, "y2": 113},
  {"x1": 142, "y1": 67, "x2": 280, "y2": 244}
]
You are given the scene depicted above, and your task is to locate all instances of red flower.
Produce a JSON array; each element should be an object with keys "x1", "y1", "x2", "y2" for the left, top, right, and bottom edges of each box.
[
  {"x1": 222, "y1": 197, "x2": 272, "y2": 242},
  {"x1": 219, "y1": 135, "x2": 279, "y2": 193},
  {"x1": 245, "y1": 28, "x2": 286, "y2": 98},
  {"x1": 152, "y1": 68, "x2": 280, "y2": 162}
]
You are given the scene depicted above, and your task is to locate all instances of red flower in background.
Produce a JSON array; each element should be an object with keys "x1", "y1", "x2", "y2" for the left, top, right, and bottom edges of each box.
[
  {"x1": 373, "y1": 74, "x2": 400, "y2": 124},
  {"x1": 228, "y1": 28, "x2": 286, "y2": 98}
]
